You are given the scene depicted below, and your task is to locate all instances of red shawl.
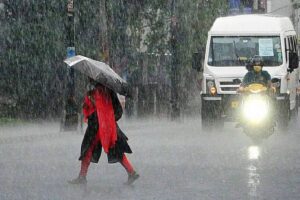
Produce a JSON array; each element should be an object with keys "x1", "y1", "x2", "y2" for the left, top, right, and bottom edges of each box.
[{"x1": 82, "y1": 86, "x2": 117, "y2": 153}]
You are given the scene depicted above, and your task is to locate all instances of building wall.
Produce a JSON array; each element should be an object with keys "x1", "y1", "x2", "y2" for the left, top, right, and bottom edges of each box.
[
  {"x1": 267, "y1": 0, "x2": 293, "y2": 16},
  {"x1": 267, "y1": 0, "x2": 299, "y2": 35}
]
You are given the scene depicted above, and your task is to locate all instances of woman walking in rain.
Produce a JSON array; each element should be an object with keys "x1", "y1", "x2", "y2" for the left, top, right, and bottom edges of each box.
[{"x1": 68, "y1": 79, "x2": 139, "y2": 185}]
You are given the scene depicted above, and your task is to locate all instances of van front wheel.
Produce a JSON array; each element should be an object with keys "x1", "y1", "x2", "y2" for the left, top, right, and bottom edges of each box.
[
  {"x1": 201, "y1": 100, "x2": 224, "y2": 132},
  {"x1": 277, "y1": 100, "x2": 290, "y2": 131}
]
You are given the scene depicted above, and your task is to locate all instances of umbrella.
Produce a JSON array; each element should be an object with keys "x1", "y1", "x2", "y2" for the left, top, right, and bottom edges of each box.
[{"x1": 64, "y1": 55, "x2": 129, "y2": 96}]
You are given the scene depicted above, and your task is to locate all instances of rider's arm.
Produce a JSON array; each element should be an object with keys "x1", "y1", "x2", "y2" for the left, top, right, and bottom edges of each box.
[
  {"x1": 263, "y1": 71, "x2": 272, "y2": 88},
  {"x1": 263, "y1": 71, "x2": 275, "y2": 93},
  {"x1": 239, "y1": 72, "x2": 251, "y2": 92}
]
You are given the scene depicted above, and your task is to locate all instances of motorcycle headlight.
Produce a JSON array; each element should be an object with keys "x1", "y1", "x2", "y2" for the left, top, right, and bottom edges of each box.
[{"x1": 242, "y1": 96, "x2": 269, "y2": 124}]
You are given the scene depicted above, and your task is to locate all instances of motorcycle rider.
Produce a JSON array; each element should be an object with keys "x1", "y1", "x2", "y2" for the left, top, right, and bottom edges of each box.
[
  {"x1": 236, "y1": 56, "x2": 273, "y2": 128},
  {"x1": 239, "y1": 56, "x2": 272, "y2": 91}
]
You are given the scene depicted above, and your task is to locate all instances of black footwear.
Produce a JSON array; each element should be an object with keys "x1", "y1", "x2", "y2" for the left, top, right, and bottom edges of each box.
[
  {"x1": 126, "y1": 171, "x2": 140, "y2": 185},
  {"x1": 68, "y1": 176, "x2": 87, "y2": 185}
]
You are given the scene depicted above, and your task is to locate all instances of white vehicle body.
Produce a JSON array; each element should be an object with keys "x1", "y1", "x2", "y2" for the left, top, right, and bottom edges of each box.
[{"x1": 200, "y1": 14, "x2": 299, "y2": 126}]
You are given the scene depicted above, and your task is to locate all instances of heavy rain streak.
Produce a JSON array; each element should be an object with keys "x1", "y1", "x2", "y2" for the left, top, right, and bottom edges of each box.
[{"x1": 1, "y1": 1, "x2": 300, "y2": 200}]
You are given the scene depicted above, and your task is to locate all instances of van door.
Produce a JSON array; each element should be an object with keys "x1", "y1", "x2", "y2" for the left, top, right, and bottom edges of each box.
[{"x1": 285, "y1": 35, "x2": 298, "y2": 110}]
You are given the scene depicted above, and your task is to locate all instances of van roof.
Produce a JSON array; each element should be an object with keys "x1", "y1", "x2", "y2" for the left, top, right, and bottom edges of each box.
[{"x1": 209, "y1": 14, "x2": 295, "y2": 35}]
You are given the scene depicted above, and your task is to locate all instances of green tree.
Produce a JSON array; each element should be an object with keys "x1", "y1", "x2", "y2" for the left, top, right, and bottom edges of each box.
[
  {"x1": 1, "y1": 0, "x2": 228, "y2": 119},
  {"x1": 2, "y1": 0, "x2": 67, "y2": 118}
]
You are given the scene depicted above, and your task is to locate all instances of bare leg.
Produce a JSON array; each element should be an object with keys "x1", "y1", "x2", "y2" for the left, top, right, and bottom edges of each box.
[
  {"x1": 120, "y1": 155, "x2": 139, "y2": 185},
  {"x1": 120, "y1": 154, "x2": 134, "y2": 174},
  {"x1": 69, "y1": 139, "x2": 98, "y2": 184}
]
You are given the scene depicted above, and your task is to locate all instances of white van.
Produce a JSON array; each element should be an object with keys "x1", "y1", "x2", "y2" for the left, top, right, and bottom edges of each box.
[{"x1": 192, "y1": 14, "x2": 299, "y2": 129}]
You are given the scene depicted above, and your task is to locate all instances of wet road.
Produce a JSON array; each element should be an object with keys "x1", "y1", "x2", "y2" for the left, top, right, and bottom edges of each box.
[{"x1": 0, "y1": 117, "x2": 300, "y2": 200}]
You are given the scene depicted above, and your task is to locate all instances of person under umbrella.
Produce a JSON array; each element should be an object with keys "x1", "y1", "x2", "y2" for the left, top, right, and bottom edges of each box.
[{"x1": 68, "y1": 78, "x2": 139, "y2": 185}]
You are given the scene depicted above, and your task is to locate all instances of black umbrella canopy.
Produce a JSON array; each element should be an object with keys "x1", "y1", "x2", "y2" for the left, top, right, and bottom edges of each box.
[{"x1": 64, "y1": 55, "x2": 129, "y2": 96}]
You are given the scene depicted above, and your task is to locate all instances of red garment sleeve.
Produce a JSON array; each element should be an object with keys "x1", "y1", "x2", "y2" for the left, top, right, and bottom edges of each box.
[{"x1": 82, "y1": 95, "x2": 95, "y2": 122}]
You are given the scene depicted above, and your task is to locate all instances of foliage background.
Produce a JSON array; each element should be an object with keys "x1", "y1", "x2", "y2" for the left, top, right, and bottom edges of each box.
[{"x1": 0, "y1": 0, "x2": 228, "y2": 119}]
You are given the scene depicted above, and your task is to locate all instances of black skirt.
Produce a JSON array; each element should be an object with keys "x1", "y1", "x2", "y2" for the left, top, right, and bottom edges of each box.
[{"x1": 79, "y1": 112, "x2": 132, "y2": 164}]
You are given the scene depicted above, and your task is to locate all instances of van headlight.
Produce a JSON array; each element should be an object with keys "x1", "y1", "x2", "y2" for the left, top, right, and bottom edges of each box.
[
  {"x1": 207, "y1": 80, "x2": 214, "y2": 88},
  {"x1": 271, "y1": 78, "x2": 281, "y2": 93},
  {"x1": 242, "y1": 96, "x2": 269, "y2": 124},
  {"x1": 206, "y1": 80, "x2": 216, "y2": 95}
]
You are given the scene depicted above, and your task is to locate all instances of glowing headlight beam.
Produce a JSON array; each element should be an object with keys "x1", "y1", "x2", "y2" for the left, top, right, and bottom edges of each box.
[{"x1": 242, "y1": 97, "x2": 269, "y2": 124}]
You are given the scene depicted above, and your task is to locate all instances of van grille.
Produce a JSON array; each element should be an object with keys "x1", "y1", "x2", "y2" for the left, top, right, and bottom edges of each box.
[
  {"x1": 218, "y1": 79, "x2": 241, "y2": 93},
  {"x1": 220, "y1": 81, "x2": 237, "y2": 85},
  {"x1": 220, "y1": 87, "x2": 239, "y2": 91}
]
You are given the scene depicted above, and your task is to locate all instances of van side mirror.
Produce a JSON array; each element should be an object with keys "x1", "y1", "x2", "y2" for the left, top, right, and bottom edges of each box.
[
  {"x1": 288, "y1": 52, "x2": 299, "y2": 72},
  {"x1": 192, "y1": 52, "x2": 203, "y2": 72}
]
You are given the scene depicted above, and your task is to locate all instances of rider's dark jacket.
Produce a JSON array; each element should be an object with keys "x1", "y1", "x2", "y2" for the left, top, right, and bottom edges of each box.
[{"x1": 242, "y1": 70, "x2": 271, "y2": 86}]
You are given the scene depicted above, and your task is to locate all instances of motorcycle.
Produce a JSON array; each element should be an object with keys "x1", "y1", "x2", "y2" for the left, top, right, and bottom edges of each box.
[{"x1": 237, "y1": 82, "x2": 276, "y2": 142}]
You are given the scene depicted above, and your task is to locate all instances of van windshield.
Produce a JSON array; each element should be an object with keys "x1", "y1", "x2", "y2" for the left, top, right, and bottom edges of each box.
[{"x1": 208, "y1": 36, "x2": 283, "y2": 66}]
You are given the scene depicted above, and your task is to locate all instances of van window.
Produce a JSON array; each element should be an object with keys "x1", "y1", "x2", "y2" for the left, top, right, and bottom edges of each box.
[
  {"x1": 284, "y1": 38, "x2": 288, "y2": 63},
  {"x1": 288, "y1": 37, "x2": 292, "y2": 51},
  {"x1": 293, "y1": 36, "x2": 297, "y2": 52},
  {"x1": 285, "y1": 36, "x2": 297, "y2": 63},
  {"x1": 208, "y1": 36, "x2": 283, "y2": 66},
  {"x1": 292, "y1": 37, "x2": 295, "y2": 51},
  {"x1": 294, "y1": 36, "x2": 299, "y2": 53}
]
